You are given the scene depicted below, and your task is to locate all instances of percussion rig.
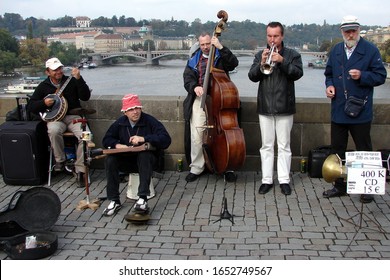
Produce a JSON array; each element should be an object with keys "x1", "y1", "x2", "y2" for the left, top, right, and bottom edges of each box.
[{"x1": 70, "y1": 108, "x2": 102, "y2": 211}]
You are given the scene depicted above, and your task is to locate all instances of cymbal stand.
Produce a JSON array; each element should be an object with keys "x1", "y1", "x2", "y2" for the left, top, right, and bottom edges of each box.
[{"x1": 213, "y1": 174, "x2": 235, "y2": 224}]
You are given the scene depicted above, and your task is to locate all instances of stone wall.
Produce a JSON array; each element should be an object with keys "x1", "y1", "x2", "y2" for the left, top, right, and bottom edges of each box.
[{"x1": 1, "y1": 95, "x2": 390, "y2": 172}]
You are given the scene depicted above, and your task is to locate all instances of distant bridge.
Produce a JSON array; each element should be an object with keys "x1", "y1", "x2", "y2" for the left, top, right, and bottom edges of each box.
[{"x1": 90, "y1": 50, "x2": 326, "y2": 66}]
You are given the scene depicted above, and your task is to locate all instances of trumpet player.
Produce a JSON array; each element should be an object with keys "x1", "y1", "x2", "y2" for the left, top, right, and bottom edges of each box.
[{"x1": 248, "y1": 21, "x2": 303, "y2": 196}]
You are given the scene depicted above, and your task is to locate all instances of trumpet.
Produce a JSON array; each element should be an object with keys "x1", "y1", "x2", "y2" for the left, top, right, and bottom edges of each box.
[{"x1": 260, "y1": 43, "x2": 277, "y2": 75}]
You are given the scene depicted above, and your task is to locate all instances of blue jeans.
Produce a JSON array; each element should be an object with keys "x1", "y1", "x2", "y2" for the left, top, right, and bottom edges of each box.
[{"x1": 105, "y1": 151, "x2": 156, "y2": 202}]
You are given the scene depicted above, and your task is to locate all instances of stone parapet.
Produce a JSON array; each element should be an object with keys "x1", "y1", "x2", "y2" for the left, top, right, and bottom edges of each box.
[{"x1": 1, "y1": 95, "x2": 390, "y2": 172}]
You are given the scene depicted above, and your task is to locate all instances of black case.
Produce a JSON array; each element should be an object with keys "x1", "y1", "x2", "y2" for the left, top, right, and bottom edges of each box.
[
  {"x1": 0, "y1": 121, "x2": 49, "y2": 185},
  {"x1": 308, "y1": 145, "x2": 332, "y2": 178}
]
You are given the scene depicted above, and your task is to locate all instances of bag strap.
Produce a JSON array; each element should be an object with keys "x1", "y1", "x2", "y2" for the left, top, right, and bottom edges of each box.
[{"x1": 341, "y1": 47, "x2": 367, "y2": 103}]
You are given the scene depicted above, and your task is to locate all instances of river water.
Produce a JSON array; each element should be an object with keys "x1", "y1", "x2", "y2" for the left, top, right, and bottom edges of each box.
[{"x1": 2, "y1": 54, "x2": 389, "y2": 99}]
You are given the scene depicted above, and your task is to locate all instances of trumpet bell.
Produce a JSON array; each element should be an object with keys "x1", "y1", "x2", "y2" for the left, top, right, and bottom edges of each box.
[
  {"x1": 322, "y1": 154, "x2": 347, "y2": 183},
  {"x1": 260, "y1": 64, "x2": 274, "y2": 75}
]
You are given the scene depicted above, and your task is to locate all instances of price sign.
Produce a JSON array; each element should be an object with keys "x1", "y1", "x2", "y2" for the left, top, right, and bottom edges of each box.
[{"x1": 347, "y1": 167, "x2": 386, "y2": 195}]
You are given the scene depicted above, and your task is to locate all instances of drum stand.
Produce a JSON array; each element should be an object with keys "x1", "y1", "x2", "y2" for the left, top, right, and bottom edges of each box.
[{"x1": 74, "y1": 111, "x2": 101, "y2": 211}]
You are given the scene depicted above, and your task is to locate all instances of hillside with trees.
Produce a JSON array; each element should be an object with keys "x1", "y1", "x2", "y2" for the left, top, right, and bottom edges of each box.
[{"x1": 1, "y1": 13, "x2": 389, "y2": 74}]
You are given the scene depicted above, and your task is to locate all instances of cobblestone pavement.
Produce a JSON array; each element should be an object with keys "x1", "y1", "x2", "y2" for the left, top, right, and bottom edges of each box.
[{"x1": 1, "y1": 170, "x2": 389, "y2": 260}]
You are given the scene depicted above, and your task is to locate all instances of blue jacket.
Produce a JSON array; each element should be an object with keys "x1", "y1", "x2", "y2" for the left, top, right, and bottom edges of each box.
[
  {"x1": 102, "y1": 112, "x2": 171, "y2": 151},
  {"x1": 325, "y1": 37, "x2": 387, "y2": 124}
]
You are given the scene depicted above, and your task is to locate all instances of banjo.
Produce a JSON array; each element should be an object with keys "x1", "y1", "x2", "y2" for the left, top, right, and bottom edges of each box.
[{"x1": 40, "y1": 75, "x2": 72, "y2": 122}]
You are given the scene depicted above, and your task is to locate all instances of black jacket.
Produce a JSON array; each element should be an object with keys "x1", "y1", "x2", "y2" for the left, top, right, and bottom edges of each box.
[
  {"x1": 28, "y1": 75, "x2": 91, "y2": 115},
  {"x1": 248, "y1": 45, "x2": 303, "y2": 115},
  {"x1": 102, "y1": 113, "x2": 171, "y2": 151}
]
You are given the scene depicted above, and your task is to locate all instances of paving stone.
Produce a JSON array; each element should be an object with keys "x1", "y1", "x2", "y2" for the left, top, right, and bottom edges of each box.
[{"x1": 0, "y1": 171, "x2": 389, "y2": 260}]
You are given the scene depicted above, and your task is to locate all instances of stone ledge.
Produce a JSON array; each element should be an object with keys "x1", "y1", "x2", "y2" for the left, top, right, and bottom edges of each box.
[{"x1": 1, "y1": 95, "x2": 390, "y2": 172}]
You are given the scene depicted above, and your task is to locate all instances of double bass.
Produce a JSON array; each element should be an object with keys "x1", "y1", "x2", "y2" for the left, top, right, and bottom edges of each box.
[{"x1": 200, "y1": 10, "x2": 246, "y2": 174}]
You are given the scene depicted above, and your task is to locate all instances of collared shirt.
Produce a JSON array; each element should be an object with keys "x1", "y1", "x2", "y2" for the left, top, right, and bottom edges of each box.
[
  {"x1": 197, "y1": 54, "x2": 208, "y2": 85},
  {"x1": 344, "y1": 45, "x2": 356, "y2": 59}
]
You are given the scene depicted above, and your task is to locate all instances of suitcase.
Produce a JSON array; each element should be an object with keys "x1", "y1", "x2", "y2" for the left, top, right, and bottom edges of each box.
[
  {"x1": 0, "y1": 121, "x2": 49, "y2": 185},
  {"x1": 308, "y1": 145, "x2": 332, "y2": 178}
]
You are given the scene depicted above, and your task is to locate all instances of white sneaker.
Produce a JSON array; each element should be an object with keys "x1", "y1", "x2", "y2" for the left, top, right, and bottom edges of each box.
[
  {"x1": 134, "y1": 198, "x2": 149, "y2": 212},
  {"x1": 102, "y1": 200, "x2": 121, "y2": 216}
]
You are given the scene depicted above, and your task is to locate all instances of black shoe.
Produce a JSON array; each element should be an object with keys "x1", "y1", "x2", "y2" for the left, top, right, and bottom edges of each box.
[
  {"x1": 224, "y1": 171, "x2": 237, "y2": 182},
  {"x1": 185, "y1": 172, "x2": 200, "y2": 182},
  {"x1": 280, "y1": 184, "x2": 291, "y2": 195},
  {"x1": 258, "y1": 184, "x2": 273, "y2": 194},
  {"x1": 322, "y1": 187, "x2": 347, "y2": 198},
  {"x1": 360, "y1": 194, "x2": 374, "y2": 204},
  {"x1": 77, "y1": 172, "x2": 85, "y2": 188}
]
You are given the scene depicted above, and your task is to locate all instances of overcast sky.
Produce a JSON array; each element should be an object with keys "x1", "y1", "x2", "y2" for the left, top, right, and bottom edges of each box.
[{"x1": 1, "y1": 0, "x2": 389, "y2": 27}]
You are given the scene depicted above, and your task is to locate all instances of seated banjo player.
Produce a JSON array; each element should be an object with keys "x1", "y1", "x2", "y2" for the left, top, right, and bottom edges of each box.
[{"x1": 28, "y1": 57, "x2": 92, "y2": 187}]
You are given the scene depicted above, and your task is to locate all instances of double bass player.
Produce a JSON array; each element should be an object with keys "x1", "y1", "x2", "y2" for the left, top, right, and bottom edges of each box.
[{"x1": 183, "y1": 31, "x2": 239, "y2": 182}]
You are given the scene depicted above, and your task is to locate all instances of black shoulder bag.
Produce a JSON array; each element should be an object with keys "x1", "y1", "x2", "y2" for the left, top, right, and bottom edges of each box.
[{"x1": 342, "y1": 58, "x2": 367, "y2": 118}]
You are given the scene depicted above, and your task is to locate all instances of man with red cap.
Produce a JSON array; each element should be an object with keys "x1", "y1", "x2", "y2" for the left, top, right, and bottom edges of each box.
[{"x1": 102, "y1": 94, "x2": 171, "y2": 216}]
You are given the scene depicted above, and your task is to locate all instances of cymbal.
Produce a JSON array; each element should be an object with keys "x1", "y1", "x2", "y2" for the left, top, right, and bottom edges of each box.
[
  {"x1": 124, "y1": 212, "x2": 150, "y2": 224},
  {"x1": 68, "y1": 108, "x2": 96, "y2": 116}
]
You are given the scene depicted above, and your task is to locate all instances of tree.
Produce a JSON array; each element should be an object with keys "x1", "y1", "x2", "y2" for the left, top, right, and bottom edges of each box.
[
  {"x1": 27, "y1": 21, "x2": 33, "y2": 39},
  {"x1": 0, "y1": 50, "x2": 21, "y2": 73},
  {"x1": 19, "y1": 39, "x2": 49, "y2": 67},
  {"x1": 111, "y1": 16, "x2": 118, "y2": 27},
  {"x1": 379, "y1": 39, "x2": 390, "y2": 63},
  {"x1": 0, "y1": 28, "x2": 19, "y2": 54}
]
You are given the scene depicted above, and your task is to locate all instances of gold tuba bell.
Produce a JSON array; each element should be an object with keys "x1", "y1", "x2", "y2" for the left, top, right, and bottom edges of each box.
[
  {"x1": 260, "y1": 43, "x2": 277, "y2": 75},
  {"x1": 321, "y1": 154, "x2": 347, "y2": 183}
]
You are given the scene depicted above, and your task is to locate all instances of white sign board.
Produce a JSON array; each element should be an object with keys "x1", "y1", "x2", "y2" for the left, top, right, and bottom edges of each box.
[
  {"x1": 345, "y1": 151, "x2": 386, "y2": 195},
  {"x1": 347, "y1": 167, "x2": 386, "y2": 195}
]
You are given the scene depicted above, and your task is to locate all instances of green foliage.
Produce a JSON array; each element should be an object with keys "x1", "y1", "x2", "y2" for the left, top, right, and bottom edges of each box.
[
  {"x1": 0, "y1": 50, "x2": 21, "y2": 73},
  {"x1": 0, "y1": 28, "x2": 19, "y2": 53},
  {"x1": 19, "y1": 39, "x2": 49, "y2": 67},
  {"x1": 379, "y1": 39, "x2": 390, "y2": 63}
]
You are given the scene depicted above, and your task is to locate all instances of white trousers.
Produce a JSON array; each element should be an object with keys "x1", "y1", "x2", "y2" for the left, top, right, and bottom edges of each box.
[
  {"x1": 259, "y1": 114, "x2": 293, "y2": 184},
  {"x1": 47, "y1": 115, "x2": 90, "y2": 174},
  {"x1": 189, "y1": 96, "x2": 206, "y2": 175}
]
